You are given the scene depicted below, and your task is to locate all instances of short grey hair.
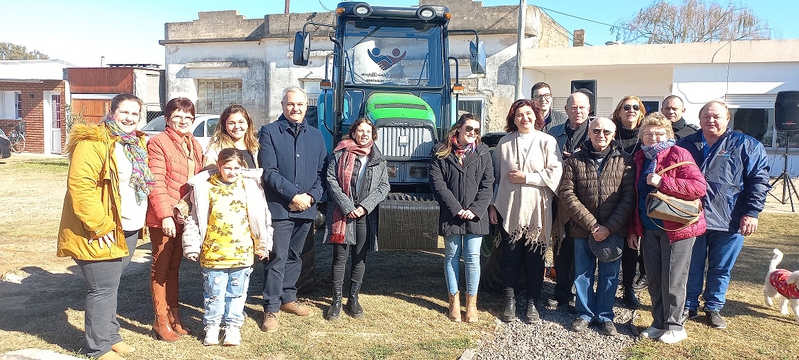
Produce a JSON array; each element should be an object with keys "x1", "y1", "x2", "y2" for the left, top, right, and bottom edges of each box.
[{"x1": 283, "y1": 86, "x2": 307, "y2": 99}]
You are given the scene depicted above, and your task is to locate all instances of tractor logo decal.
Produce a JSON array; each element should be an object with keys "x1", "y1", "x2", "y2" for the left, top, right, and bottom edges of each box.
[{"x1": 368, "y1": 47, "x2": 407, "y2": 70}]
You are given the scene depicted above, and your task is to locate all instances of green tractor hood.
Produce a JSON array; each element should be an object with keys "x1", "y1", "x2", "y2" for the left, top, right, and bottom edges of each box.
[{"x1": 364, "y1": 92, "x2": 436, "y2": 126}]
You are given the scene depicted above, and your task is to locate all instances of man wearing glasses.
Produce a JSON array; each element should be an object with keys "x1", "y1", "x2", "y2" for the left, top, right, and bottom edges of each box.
[
  {"x1": 531, "y1": 82, "x2": 568, "y2": 133},
  {"x1": 558, "y1": 117, "x2": 635, "y2": 336}
]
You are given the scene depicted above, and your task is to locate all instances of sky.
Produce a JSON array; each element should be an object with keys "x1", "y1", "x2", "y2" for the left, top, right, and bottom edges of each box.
[{"x1": 0, "y1": 0, "x2": 796, "y2": 67}]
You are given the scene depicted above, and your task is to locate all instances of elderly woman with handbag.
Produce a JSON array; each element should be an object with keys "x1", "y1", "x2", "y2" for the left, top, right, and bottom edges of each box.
[{"x1": 627, "y1": 112, "x2": 707, "y2": 344}]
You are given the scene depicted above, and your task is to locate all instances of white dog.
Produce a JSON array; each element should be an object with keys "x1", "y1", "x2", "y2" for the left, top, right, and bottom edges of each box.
[{"x1": 764, "y1": 249, "x2": 799, "y2": 323}]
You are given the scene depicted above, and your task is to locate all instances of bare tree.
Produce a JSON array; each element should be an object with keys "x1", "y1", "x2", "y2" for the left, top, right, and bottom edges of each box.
[
  {"x1": 0, "y1": 42, "x2": 50, "y2": 60},
  {"x1": 613, "y1": 0, "x2": 771, "y2": 44}
]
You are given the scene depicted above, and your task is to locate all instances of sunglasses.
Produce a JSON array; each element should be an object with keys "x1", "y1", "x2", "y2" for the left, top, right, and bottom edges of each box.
[
  {"x1": 623, "y1": 104, "x2": 640, "y2": 111},
  {"x1": 591, "y1": 129, "x2": 613, "y2": 136},
  {"x1": 463, "y1": 125, "x2": 480, "y2": 134}
]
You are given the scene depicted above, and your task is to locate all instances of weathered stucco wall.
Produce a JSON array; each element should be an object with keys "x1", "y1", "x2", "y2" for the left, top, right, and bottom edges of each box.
[{"x1": 161, "y1": 0, "x2": 570, "y2": 131}]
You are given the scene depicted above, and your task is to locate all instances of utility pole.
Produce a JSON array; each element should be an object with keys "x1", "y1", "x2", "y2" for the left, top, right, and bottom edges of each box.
[
  {"x1": 515, "y1": 0, "x2": 526, "y2": 100},
  {"x1": 285, "y1": 0, "x2": 290, "y2": 14}
]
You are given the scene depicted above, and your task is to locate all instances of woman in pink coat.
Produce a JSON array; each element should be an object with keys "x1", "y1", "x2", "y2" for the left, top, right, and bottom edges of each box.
[{"x1": 627, "y1": 112, "x2": 706, "y2": 344}]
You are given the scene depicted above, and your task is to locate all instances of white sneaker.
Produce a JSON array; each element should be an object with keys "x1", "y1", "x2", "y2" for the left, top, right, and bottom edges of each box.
[
  {"x1": 659, "y1": 329, "x2": 688, "y2": 344},
  {"x1": 203, "y1": 326, "x2": 220, "y2": 346},
  {"x1": 639, "y1": 326, "x2": 664, "y2": 340},
  {"x1": 223, "y1": 326, "x2": 241, "y2": 346}
]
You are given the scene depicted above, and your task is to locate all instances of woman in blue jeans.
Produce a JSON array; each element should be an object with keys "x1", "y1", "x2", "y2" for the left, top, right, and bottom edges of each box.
[{"x1": 429, "y1": 113, "x2": 495, "y2": 322}]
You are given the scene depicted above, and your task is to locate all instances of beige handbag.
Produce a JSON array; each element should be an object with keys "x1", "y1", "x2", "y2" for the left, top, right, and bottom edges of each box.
[{"x1": 645, "y1": 161, "x2": 702, "y2": 231}]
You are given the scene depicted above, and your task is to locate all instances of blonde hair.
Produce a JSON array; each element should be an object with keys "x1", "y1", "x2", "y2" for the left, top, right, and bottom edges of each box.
[
  {"x1": 638, "y1": 112, "x2": 675, "y2": 140},
  {"x1": 611, "y1": 95, "x2": 646, "y2": 129}
]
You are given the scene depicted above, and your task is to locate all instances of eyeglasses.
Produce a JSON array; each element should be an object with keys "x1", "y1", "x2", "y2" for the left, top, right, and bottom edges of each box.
[
  {"x1": 623, "y1": 104, "x2": 640, "y2": 111},
  {"x1": 170, "y1": 115, "x2": 194, "y2": 122},
  {"x1": 591, "y1": 129, "x2": 613, "y2": 136},
  {"x1": 463, "y1": 125, "x2": 480, "y2": 134},
  {"x1": 534, "y1": 93, "x2": 552, "y2": 101},
  {"x1": 642, "y1": 131, "x2": 668, "y2": 138}
]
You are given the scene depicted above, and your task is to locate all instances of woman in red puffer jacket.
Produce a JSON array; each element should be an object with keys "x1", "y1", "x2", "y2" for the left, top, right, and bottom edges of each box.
[
  {"x1": 146, "y1": 97, "x2": 204, "y2": 342},
  {"x1": 627, "y1": 112, "x2": 706, "y2": 345}
]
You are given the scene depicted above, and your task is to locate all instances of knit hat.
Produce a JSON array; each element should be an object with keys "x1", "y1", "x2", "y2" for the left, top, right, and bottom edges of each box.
[{"x1": 588, "y1": 233, "x2": 623, "y2": 263}]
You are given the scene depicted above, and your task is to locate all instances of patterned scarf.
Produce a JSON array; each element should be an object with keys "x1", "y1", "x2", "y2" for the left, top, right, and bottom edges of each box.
[
  {"x1": 329, "y1": 139, "x2": 373, "y2": 244},
  {"x1": 451, "y1": 135, "x2": 477, "y2": 165},
  {"x1": 641, "y1": 139, "x2": 675, "y2": 174},
  {"x1": 103, "y1": 117, "x2": 155, "y2": 204}
]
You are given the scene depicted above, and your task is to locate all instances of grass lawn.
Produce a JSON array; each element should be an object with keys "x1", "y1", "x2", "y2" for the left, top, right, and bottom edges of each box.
[{"x1": 1, "y1": 155, "x2": 798, "y2": 359}]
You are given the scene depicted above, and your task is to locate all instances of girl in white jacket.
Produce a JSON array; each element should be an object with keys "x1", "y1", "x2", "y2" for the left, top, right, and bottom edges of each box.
[{"x1": 180, "y1": 148, "x2": 273, "y2": 346}]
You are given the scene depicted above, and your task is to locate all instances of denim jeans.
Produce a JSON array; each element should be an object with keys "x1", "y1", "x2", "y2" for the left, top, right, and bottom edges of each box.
[
  {"x1": 574, "y1": 237, "x2": 621, "y2": 323},
  {"x1": 444, "y1": 234, "x2": 482, "y2": 296},
  {"x1": 203, "y1": 266, "x2": 253, "y2": 328},
  {"x1": 685, "y1": 230, "x2": 744, "y2": 312}
]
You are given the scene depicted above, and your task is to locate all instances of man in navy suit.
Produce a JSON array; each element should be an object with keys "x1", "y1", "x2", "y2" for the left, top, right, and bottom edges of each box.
[{"x1": 258, "y1": 87, "x2": 327, "y2": 333}]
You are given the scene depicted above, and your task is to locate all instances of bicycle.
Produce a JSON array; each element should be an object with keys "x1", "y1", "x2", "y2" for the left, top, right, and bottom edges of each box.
[{"x1": 9, "y1": 121, "x2": 26, "y2": 153}]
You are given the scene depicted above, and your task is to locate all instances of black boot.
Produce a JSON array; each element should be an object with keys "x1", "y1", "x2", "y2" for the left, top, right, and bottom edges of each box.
[
  {"x1": 347, "y1": 282, "x2": 364, "y2": 318},
  {"x1": 624, "y1": 287, "x2": 641, "y2": 310},
  {"x1": 326, "y1": 284, "x2": 343, "y2": 321},
  {"x1": 500, "y1": 292, "x2": 516, "y2": 323},
  {"x1": 524, "y1": 300, "x2": 539, "y2": 324}
]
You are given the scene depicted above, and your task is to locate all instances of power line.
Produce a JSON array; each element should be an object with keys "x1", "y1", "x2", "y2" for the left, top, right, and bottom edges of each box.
[{"x1": 536, "y1": 5, "x2": 619, "y2": 30}]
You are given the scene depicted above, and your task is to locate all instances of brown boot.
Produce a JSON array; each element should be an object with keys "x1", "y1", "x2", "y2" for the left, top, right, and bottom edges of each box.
[
  {"x1": 168, "y1": 308, "x2": 189, "y2": 335},
  {"x1": 447, "y1": 292, "x2": 461, "y2": 322},
  {"x1": 280, "y1": 301, "x2": 314, "y2": 316},
  {"x1": 152, "y1": 315, "x2": 181, "y2": 342},
  {"x1": 97, "y1": 351, "x2": 124, "y2": 360},
  {"x1": 464, "y1": 293, "x2": 479, "y2": 323},
  {"x1": 261, "y1": 311, "x2": 279, "y2": 333},
  {"x1": 110, "y1": 341, "x2": 135, "y2": 353}
]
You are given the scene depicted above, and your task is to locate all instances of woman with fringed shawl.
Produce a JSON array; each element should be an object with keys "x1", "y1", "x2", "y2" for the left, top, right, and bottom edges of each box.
[{"x1": 488, "y1": 99, "x2": 563, "y2": 324}]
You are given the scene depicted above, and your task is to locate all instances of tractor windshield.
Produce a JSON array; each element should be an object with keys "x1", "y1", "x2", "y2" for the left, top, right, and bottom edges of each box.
[{"x1": 342, "y1": 21, "x2": 444, "y2": 88}]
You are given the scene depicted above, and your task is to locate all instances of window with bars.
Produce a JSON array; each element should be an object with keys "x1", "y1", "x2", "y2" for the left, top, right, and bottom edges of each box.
[
  {"x1": 51, "y1": 94, "x2": 62, "y2": 128},
  {"x1": 457, "y1": 98, "x2": 485, "y2": 132},
  {"x1": 15, "y1": 92, "x2": 22, "y2": 119},
  {"x1": 196, "y1": 79, "x2": 243, "y2": 115},
  {"x1": 1, "y1": 91, "x2": 22, "y2": 119}
]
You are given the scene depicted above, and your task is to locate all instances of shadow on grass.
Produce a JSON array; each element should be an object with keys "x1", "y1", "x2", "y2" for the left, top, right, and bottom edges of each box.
[
  {"x1": 0, "y1": 266, "x2": 85, "y2": 352},
  {"x1": 0, "y1": 242, "x2": 169, "y2": 354}
]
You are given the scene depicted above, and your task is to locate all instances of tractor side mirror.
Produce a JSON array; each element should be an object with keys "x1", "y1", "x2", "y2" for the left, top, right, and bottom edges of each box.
[
  {"x1": 469, "y1": 41, "x2": 486, "y2": 75},
  {"x1": 293, "y1": 31, "x2": 311, "y2": 66}
]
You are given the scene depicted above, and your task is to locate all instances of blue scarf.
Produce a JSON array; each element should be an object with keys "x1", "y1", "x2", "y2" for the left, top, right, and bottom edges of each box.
[{"x1": 641, "y1": 139, "x2": 675, "y2": 174}]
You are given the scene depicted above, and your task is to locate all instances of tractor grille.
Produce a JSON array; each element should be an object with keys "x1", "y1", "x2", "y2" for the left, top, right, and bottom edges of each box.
[{"x1": 376, "y1": 126, "x2": 435, "y2": 159}]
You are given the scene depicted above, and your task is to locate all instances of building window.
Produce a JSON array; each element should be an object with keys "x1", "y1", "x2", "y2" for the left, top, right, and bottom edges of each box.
[
  {"x1": 51, "y1": 94, "x2": 62, "y2": 128},
  {"x1": 729, "y1": 108, "x2": 775, "y2": 148},
  {"x1": 302, "y1": 80, "x2": 320, "y2": 106},
  {"x1": 457, "y1": 98, "x2": 484, "y2": 132},
  {"x1": 1, "y1": 91, "x2": 22, "y2": 119},
  {"x1": 196, "y1": 79, "x2": 242, "y2": 115},
  {"x1": 15, "y1": 92, "x2": 22, "y2": 119}
]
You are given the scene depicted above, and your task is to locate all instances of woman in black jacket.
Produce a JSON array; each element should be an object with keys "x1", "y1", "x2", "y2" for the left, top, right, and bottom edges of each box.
[
  {"x1": 429, "y1": 113, "x2": 495, "y2": 323},
  {"x1": 323, "y1": 117, "x2": 390, "y2": 321}
]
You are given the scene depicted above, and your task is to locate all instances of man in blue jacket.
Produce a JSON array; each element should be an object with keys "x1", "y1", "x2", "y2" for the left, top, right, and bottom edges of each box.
[
  {"x1": 258, "y1": 87, "x2": 327, "y2": 333},
  {"x1": 677, "y1": 100, "x2": 770, "y2": 330}
]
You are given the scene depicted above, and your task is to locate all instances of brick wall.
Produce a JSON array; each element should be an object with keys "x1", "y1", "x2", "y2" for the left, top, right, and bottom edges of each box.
[{"x1": 0, "y1": 80, "x2": 67, "y2": 154}]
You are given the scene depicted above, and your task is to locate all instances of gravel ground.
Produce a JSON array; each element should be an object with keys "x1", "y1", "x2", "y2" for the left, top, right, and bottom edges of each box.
[{"x1": 470, "y1": 279, "x2": 641, "y2": 360}]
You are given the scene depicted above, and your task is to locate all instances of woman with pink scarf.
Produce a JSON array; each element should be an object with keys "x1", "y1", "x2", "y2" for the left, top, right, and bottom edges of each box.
[{"x1": 323, "y1": 117, "x2": 390, "y2": 321}]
